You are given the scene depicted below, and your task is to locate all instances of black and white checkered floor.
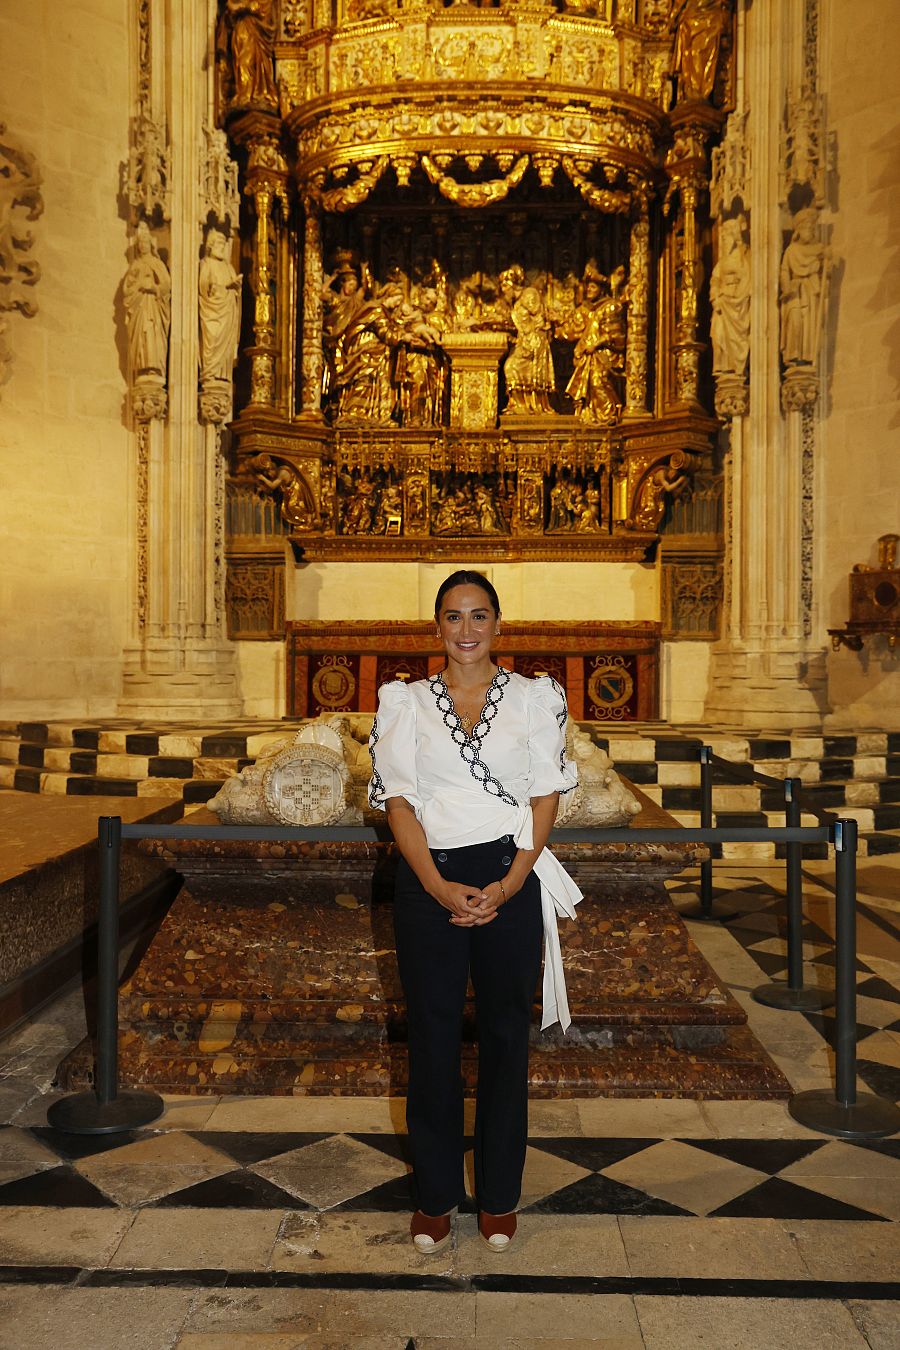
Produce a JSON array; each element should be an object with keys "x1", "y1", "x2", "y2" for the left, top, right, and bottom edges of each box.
[{"x1": 0, "y1": 861, "x2": 898, "y2": 1349}]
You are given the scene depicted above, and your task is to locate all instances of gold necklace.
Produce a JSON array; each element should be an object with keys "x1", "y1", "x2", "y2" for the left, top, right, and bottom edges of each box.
[{"x1": 459, "y1": 711, "x2": 472, "y2": 734}]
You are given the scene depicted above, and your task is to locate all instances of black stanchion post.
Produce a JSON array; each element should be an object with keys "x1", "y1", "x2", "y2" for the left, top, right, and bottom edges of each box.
[
  {"x1": 789, "y1": 817, "x2": 900, "y2": 1139},
  {"x1": 676, "y1": 746, "x2": 737, "y2": 921},
  {"x1": 699, "y1": 745, "x2": 714, "y2": 917},
  {"x1": 47, "y1": 816, "x2": 166, "y2": 1135},
  {"x1": 754, "y1": 778, "x2": 834, "y2": 1012}
]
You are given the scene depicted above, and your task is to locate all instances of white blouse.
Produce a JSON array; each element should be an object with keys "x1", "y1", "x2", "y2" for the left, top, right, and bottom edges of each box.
[{"x1": 368, "y1": 668, "x2": 583, "y2": 1031}]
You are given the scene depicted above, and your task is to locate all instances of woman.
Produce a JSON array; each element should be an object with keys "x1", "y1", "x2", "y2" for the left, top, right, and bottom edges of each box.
[{"x1": 368, "y1": 571, "x2": 582, "y2": 1254}]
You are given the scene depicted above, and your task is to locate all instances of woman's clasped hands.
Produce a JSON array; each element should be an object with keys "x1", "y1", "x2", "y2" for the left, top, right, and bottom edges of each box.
[{"x1": 433, "y1": 879, "x2": 515, "y2": 926}]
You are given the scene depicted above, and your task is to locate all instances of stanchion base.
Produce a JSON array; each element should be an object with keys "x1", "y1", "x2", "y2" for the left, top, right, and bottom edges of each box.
[
  {"x1": 753, "y1": 981, "x2": 835, "y2": 1012},
  {"x1": 47, "y1": 1090, "x2": 166, "y2": 1136},
  {"x1": 789, "y1": 1088, "x2": 900, "y2": 1140},
  {"x1": 675, "y1": 899, "x2": 740, "y2": 922}
]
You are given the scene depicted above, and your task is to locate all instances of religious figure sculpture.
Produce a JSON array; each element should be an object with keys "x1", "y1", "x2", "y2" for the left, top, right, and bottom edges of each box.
[
  {"x1": 563, "y1": 263, "x2": 627, "y2": 424},
  {"x1": 199, "y1": 226, "x2": 241, "y2": 422},
  {"x1": 340, "y1": 470, "x2": 377, "y2": 533},
  {"x1": 217, "y1": 0, "x2": 278, "y2": 110},
  {"x1": 671, "y1": 0, "x2": 728, "y2": 102},
  {"x1": 123, "y1": 219, "x2": 171, "y2": 420},
  {"x1": 500, "y1": 266, "x2": 555, "y2": 415},
  {"x1": 779, "y1": 208, "x2": 830, "y2": 369},
  {"x1": 251, "y1": 454, "x2": 318, "y2": 529},
  {"x1": 334, "y1": 280, "x2": 406, "y2": 424},
  {"x1": 397, "y1": 284, "x2": 448, "y2": 426},
  {"x1": 322, "y1": 252, "x2": 367, "y2": 402},
  {"x1": 710, "y1": 217, "x2": 750, "y2": 378}
]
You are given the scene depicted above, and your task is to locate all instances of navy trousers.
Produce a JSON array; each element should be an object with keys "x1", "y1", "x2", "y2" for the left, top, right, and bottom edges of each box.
[{"x1": 393, "y1": 836, "x2": 543, "y2": 1216}]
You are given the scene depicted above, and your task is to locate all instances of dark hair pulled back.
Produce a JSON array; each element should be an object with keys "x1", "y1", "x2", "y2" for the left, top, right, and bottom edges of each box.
[{"x1": 434, "y1": 570, "x2": 501, "y2": 618}]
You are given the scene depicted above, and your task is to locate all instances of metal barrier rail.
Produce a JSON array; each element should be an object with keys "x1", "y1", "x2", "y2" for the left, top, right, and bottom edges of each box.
[{"x1": 46, "y1": 813, "x2": 900, "y2": 1144}]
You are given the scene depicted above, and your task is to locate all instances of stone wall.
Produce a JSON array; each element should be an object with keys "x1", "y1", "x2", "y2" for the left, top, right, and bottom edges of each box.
[
  {"x1": 820, "y1": 0, "x2": 900, "y2": 728},
  {"x1": 0, "y1": 0, "x2": 132, "y2": 718}
]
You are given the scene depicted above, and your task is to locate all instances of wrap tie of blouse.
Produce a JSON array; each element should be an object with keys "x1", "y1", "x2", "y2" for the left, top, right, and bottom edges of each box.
[{"x1": 368, "y1": 669, "x2": 583, "y2": 1031}]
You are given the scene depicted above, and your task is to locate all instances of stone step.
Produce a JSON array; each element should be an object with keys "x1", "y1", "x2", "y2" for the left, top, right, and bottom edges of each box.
[{"x1": 59, "y1": 1026, "x2": 789, "y2": 1099}]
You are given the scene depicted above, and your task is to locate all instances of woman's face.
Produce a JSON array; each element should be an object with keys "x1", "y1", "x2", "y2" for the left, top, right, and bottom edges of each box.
[{"x1": 436, "y1": 584, "x2": 499, "y2": 666}]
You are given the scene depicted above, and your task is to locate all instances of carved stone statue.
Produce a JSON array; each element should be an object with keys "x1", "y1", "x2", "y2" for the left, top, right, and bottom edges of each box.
[
  {"x1": 217, "y1": 0, "x2": 278, "y2": 110},
  {"x1": 563, "y1": 263, "x2": 626, "y2": 424},
  {"x1": 779, "y1": 208, "x2": 830, "y2": 369},
  {"x1": 0, "y1": 121, "x2": 44, "y2": 390},
  {"x1": 501, "y1": 266, "x2": 555, "y2": 415},
  {"x1": 123, "y1": 219, "x2": 171, "y2": 419},
  {"x1": 199, "y1": 227, "x2": 241, "y2": 382},
  {"x1": 211, "y1": 713, "x2": 641, "y2": 831},
  {"x1": 710, "y1": 216, "x2": 750, "y2": 376},
  {"x1": 672, "y1": 0, "x2": 728, "y2": 102}
]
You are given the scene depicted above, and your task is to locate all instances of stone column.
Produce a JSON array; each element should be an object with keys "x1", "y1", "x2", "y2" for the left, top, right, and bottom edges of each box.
[
  {"x1": 119, "y1": 0, "x2": 240, "y2": 717},
  {"x1": 704, "y1": 0, "x2": 828, "y2": 728}
]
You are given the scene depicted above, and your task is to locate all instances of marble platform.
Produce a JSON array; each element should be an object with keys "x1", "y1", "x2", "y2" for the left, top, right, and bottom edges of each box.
[
  {"x1": 0, "y1": 796, "x2": 183, "y2": 1036},
  {"x1": 57, "y1": 795, "x2": 790, "y2": 1099}
]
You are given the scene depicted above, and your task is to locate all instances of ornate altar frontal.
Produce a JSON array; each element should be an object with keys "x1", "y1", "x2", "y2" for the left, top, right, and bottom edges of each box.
[
  {"x1": 220, "y1": 1, "x2": 731, "y2": 569},
  {"x1": 286, "y1": 618, "x2": 659, "y2": 720}
]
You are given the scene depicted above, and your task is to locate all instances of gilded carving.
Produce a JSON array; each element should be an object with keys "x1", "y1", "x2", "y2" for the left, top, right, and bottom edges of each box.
[
  {"x1": 217, "y1": 0, "x2": 278, "y2": 112},
  {"x1": 0, "y1": 123, "x2": 43, "y2": 391},
  {"x1": 559, "y1": 264, "x2": 627, "y2": 425},
  {"x1": 421, "y1": 154, "x2": 529, "y2": 209},
  {"x1": 671, "y1": 0, "x2": 729, "y2": 103},
  {"x1": 222, "y1": 0, "x2": 727, "y2": 564},
  {"x1": 251, "y1": 453, "x2": 319, "y2": 528}
]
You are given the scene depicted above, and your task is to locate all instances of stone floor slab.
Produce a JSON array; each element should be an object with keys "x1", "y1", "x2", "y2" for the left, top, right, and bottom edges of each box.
[
  {"x1": 474, "y1": 1292, "x2": 642, "y2": 1345},
  {"x1": 602, "y1": 1139, "x2": 766, "y2": 1216},
  {"x1": 203, "y1": 1096, "x2": 407, "y2": 1135},
  {"x1": 109, "y1": 1207, "x2": 282, "y2": 1270},
  {"x1": 0, "y1": 1205, "x2": 132, "y2": 1266},
  {"x1": 635, "y1": 1295, "x2": 869, "y2": 1350},
  {"x1": 0, "y1": 1286, "x2": 195, "y2": 1350},
  {"x1": 575, "y1": 1098, "x2": 711, "y2": 1138},
  {"x1": 184, "y1": 1289, "x2": 475, "y2": 1340},
  {"x1": 698, "y1": 1100, "x2": 824, "y2": 1138},
  {"x1": 271, "y1": 1210, "x2": 456, "y2": 1277},
  {"x1": 848, "y1": 1300, "x2": 900, "y2": 1350},
  {"x1": 618, "y1": 1215, "x2": 810, "y2": 1280},
  {"x1": 0, "y1": 1279, "x2": 195, "y2": 1350},
  {"x1": 457, "y1": 1212, "x2": 629, "y2": 1278},
  {"x1": 787, "y1": 1219, "x2": 900, "y2": 1281},
  {"x1": 254, "y1": 1134, "x2": 408, "y2": 1210}
]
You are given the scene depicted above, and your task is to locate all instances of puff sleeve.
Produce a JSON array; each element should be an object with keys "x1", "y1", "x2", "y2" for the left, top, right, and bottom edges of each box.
[
  {"x1": 527, "y1": 676, "x2": 579, "y2": 799},
  {"x1": 368, "y1": 681, "x2": 422, "y2": 816}
]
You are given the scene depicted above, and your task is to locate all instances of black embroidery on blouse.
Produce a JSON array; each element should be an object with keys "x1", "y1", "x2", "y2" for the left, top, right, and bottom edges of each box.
[
  {"x1": 367, "y1": 714, "x2": 386, "y2": 808},
  {"x1": 430, "y1": 667, "x2": 518, "y2": 807},
  {"x1": 548, "y1": 675, "x2": 569, "y2": 729},
  {"x1": 542, "y1": 674, "x2": 577, "y2": 795}
]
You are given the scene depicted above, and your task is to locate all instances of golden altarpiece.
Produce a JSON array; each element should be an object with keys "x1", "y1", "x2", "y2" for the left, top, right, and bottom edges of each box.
[{"x1": 219, "y1": 0, "x2": 730, "y2": 669}]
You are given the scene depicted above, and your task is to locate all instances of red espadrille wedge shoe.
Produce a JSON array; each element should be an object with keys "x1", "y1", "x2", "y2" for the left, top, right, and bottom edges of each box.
[
  {"x1": 479, "y1": 1210, "x2": 517, "y2": 1251},
  {"x1": 410, "y1": 1208, "x2": 456, "y2": 1255}
]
